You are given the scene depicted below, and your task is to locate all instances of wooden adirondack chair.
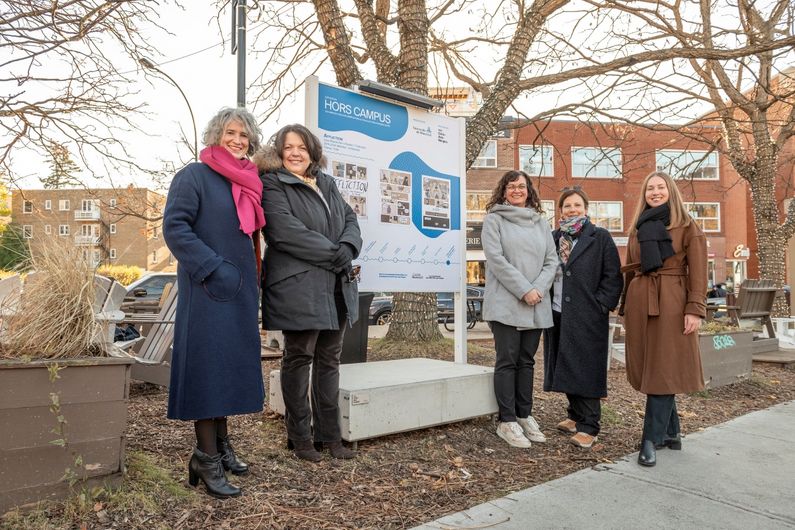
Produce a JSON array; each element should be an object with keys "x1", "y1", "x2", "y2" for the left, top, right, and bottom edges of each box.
[
  {"x1": 93, "y1": 275, "x2": 129, "y2": 347},
  {"x1": 113, "y1": 283, "x2": 178, "y2": 386},
  {"x1": 725, "y1": 279, "x2": 778, "y2": 338}
]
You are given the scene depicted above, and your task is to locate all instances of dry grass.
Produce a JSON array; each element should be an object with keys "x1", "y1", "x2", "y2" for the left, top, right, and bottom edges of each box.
[{"x1": 0, "y1": 235, "x2": 102, "y2": 360}]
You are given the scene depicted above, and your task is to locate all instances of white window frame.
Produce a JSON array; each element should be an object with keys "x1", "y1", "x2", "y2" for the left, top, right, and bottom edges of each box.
[
  {"x1": 590, "y1": 201, "x2": 624, "y2": 232},
  {"x1": 168, "y1": 253, "x2": 174, "y2": 265},
  {"x1": 22, "y1": 225, "x2": 32, "y2": 239},
  {"x1": 109, "y1": 198, "x2": 117, "y2": 208},
  {"x1": 472, "y1": 140, "x2": 497, "y2": 168},
  {"x1": 152, "y1": 226, "x2": 159, "y2": 239},
  {"x1": 44, "y1": 224, "x2": 51, "y2": 235},
  {"x1": 58, "y1": 224, "x2": 70, "y2": 236},
  {"x1": 466, "y1": 191, "x2": 491, "y2": 222},
  {"x1": 685, "y1": 202, "x2": 721, "y2": 232},
  {"x1": 58, "y1": 199, "x2": 70, "y2": 211},
  {"x1": 656, "y1": 149, "x2": 719, "y2": 181},
  {"x1": 571, "y1": 147, "x2": 622, "y2": 178},
  {"x1": 519, "y1": 145, "x2": 554, "y2": 177},
  {"x1": 22, "y1": 200, "x2": 33, "y2": 214},
  {"x1": 109, "y1": 223, "x2": 117, "y2": 234},
  {"x1": 151, "y1": 250, "x2": 157, "y2": 264},
  {"x1": 541, "y1": 200, "x2": 556, "y2": 226},
  {"x1": 44, "y1": 200, "x2": 52, "y2": 210},
  {"x1": 110, "y1": 248, "x2": 117, "y2": 259}
]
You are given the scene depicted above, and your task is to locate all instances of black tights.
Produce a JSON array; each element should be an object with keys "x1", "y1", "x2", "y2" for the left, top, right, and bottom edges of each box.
[{"x1": 194, "y1": 417, "x2": 228, "y2": 455}]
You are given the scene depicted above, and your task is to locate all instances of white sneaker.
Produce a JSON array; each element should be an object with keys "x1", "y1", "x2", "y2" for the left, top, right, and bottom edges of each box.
[
  {"x1": 497, "y1": 421, "x2": 531, "y2": 448},
  {"x1": 517, "y1": 416, "x2": 547, "y2": 443}
]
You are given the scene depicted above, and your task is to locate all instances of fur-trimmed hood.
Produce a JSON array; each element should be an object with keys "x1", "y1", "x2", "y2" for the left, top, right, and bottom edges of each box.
[{"x1": 252, "y1": 145, "x2": 283, "y2": 174}]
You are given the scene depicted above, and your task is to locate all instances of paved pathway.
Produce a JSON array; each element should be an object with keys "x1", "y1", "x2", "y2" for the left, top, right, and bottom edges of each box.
[{"x1": 415, "y1": 400, "x2": 795, "y2": 529}]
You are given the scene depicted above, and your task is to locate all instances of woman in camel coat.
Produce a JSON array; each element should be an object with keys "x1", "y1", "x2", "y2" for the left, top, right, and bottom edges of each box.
[{"x1": 619, "y1": 171, "x2": 707, "y2": 468}]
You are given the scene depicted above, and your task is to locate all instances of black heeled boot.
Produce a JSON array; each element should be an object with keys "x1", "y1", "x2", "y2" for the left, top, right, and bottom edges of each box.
[
  {"x1": 188, "y1": 448, "x2": 242, "y2": 498},
  {"x1": 655, "y1": 434, "x2": 682, "y2": 451},
  {"x1": 638, "y1": 440, "x2": 657, "y2": 467},
  {"x1": 217, "y1": 436, "x2": 249, "y2": 475}
]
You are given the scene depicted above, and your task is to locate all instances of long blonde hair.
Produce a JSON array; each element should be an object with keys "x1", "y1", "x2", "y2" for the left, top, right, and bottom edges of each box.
[{"x1": 628, "y1": 171, "x2": 691, "y2": 235}]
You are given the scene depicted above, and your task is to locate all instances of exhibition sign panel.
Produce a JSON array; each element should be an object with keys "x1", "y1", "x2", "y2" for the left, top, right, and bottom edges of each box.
[{"x1": 306, "y1": 77, "x2": 466, "y2": 292}]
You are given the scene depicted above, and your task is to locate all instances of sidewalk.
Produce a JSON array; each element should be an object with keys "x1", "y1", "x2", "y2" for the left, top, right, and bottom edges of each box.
[{"x1": 415, "y1": 400, "x2": 795, "y2": 529}]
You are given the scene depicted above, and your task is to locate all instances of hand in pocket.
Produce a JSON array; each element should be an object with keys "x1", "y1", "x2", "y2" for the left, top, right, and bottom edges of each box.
[{"x1": 203, "y1": 260, "x2": 242, "y2": 301}]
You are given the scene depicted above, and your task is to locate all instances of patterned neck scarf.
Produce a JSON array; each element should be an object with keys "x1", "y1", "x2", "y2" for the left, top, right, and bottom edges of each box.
[{"x1": 558, "y1": 215, "x2": 588, "y2": 264}]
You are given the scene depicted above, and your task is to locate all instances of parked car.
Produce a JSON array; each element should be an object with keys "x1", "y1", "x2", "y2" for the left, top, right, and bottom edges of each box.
[
  {"x1": 121, "y1": 272, "x2": 177, "y2": 313},
  {"x1": 367, "y1": 287, "x2": 485, "y2": 326}
]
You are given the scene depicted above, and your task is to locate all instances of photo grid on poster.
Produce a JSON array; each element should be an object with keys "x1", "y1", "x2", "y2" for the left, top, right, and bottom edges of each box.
[
  {"x1": 330, "y1": 160, "x2": 368, "y2": 218},
  {"x1": 421, "y1": 175, "x2": 451, "y2": 229},
  {"x1": 379, "y1": 169, "x2": 412, "y2": 225}
]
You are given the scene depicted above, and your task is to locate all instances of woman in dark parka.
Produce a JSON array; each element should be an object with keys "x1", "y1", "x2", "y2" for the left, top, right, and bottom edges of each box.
[
  {"x1": 163, "y1": 108, "x2": 265, "y2": 498},
  {"x1": 543, "y1": 188, "x2": 623, "y2": 449},
  {"x1": 254, "y1": 124, "x2": 362, "y2": 462}
]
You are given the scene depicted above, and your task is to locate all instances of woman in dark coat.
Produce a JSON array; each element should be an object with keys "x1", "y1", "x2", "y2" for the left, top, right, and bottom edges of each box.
[
  {"x1": 163, "y1": 107, "x2": 265, "y2": 498},
  {"x1": 543, "y1": 188, "x2": 623, "y2": 449},
  {"x1": 254, "y1": 124, "x2": 362, "y2": 462},
  {"x1": 619, "y1": 171, "x2": 707, "y2": 467}
]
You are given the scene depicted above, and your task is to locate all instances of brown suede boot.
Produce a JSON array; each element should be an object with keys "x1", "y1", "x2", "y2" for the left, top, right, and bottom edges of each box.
[
  {"x1": 288, "y1": 439, "x2": 322, "y2": 462},
  {"x1": 324, "y1": 441, "x2": 356, "y2": 460}
]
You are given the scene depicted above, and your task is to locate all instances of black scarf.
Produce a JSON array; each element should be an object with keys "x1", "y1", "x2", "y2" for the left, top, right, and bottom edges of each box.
[{"x1": 636, "y1": 203, "x2": 674, "y2": 273}]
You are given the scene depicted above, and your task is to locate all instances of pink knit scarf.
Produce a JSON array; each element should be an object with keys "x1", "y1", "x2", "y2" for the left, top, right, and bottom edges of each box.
[{"x1": 199, "y1": 146, "x2": 265, "y2": 236}]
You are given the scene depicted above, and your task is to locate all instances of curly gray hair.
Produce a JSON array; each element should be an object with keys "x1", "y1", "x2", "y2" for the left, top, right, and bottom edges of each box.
[{"x1": 202, "y1": 107, "x2": 262, "y2": 156}]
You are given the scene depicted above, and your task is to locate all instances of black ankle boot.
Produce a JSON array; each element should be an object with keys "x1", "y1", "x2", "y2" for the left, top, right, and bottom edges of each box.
[
  {"x1": 217, "y1": 436, "x2": 249, "y2": 475},
  {"x1": 188, "y1": 448, "x2": 242, "y2": 498},
  {"x1": 638, "y1": 440, "x2": 657, "y2": 467},
  {"x1": 655, "y1": 434, "x2": 682, "y2": 451}
]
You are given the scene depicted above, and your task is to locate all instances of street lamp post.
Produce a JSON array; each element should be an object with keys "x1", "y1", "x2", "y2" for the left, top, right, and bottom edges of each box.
[{"x1": 139, "y1": 58, "x2": 198, "y2": 161}]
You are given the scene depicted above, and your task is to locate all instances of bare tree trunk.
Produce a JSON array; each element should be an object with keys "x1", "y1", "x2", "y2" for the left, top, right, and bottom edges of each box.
[
  {"x1": 385, "y1": 292, "x2": 443, "y2": 341},
  {"x1": 313, "y1": 0, "x2": 361, "y2": 87}
]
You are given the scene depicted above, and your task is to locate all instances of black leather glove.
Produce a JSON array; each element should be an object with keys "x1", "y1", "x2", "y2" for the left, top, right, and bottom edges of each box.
[{"x1": 332, "y1": 243, "x2": 355, "y2": 270}]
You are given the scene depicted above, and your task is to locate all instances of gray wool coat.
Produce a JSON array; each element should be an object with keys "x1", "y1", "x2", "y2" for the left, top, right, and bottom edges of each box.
[
  {"x1": 481, "y1": 204, "x2": 558, "y2": 329},
  {"x1": 254, "y1": 146, "x2": 362, "y2": 331}
]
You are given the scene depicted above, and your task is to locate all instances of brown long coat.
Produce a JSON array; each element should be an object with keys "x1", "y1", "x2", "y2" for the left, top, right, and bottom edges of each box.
[{"x1": 619, "y1": 222, "x2": 707, "y2": 395}]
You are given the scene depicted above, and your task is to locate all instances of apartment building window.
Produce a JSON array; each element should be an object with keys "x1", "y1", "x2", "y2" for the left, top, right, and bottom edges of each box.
[
  {"x1": 109, "y1": 223, "x2": 117, "y2": 234},
  {"x1": 590, "y1": 201, "x2": 624, "y2": 232},
  {"x1": 81, "y1": 199, "x2": 95, "y2": 212},
  {"x1": 44, "y1": 224, "x2": 51, "y2": 235},
  {"x1": 656, "y1": 150, "x2": 719, "y2": 180},
  {"x1": 23, "y1": 200, "x2": 33, "y2": 214},
  {"x1": 151, "y1": 250, "x2": 157, "y2": 264},
  {"x1": 44, "y1": 200, "x2": 52, "y2": 210},
  {"x1": 59, "y1": 224, "x2": 69, "y2": 236},
  {"x1": 59, "y1": 199, "x2": 70, "y2": 211},
  {"x1": 168, "y1": 253, "x2": 174, "y2": 265},
  {"x1": 110, "y1": 248, "x2": 117, "y2": 259},
  {"x1": 572, "y1": 147, "x2": 622, "y2": 178},
  {"x1": 152, "y1": 226, "x2": 159, "y2": 239},
  {"x1": 22, "y1": 225, "x2": 32, "y2": 239},
  {"x1": 472, "y1": 140, "x2": 497, "y2": 168},
  {"x1": 519, "y1": 145, "x2": 554, "y2": 177},
  {"x1": 109, "y1": 199, "x2": 117, "y2": 208},
  {"x1": 541, "y1": 200, "x2": 556, "y2": 226},
  {"x1": 686, "y1": 202, "x2": 720, "y2": 232},
  {"x1": 466, "y1": 192, "x2": 491, "y2": 222}
]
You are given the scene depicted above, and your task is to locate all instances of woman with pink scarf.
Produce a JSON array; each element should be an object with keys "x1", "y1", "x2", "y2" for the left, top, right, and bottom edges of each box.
[{"x1": 163, "y1": 108, "x2": 266, "y2": 498}]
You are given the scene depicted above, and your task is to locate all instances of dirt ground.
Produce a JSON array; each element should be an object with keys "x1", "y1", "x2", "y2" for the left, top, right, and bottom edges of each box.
[{"x1": 3, "y1": 338, "x2": 795, "y2": 530}]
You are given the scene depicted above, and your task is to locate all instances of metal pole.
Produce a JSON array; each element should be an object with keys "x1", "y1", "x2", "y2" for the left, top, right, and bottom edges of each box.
[{"x1": 235, "y1": 0, "x2": 247, "y2": 108}]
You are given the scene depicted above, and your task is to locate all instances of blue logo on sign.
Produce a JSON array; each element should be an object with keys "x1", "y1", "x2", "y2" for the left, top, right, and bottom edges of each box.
[{"x1": 318, "y1": 84, "x2": 408, "y2": 141}]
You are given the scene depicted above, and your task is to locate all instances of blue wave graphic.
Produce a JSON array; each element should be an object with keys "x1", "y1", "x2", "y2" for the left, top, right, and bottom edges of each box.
[
  {"x1": 389, "y1": 152, "x2": 460, "y2": 238},
  {"x1": 318, "y1": 84, "x2": 408, "y2": 141}
]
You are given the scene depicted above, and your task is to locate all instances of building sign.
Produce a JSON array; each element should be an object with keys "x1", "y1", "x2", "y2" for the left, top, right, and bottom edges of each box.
[
  {"x1": 612, "y1": 236, "x2": 629, "y2": 247},
  {"x1": 733, "y1": 244, "x2": 750, "y2": 258},
  {"x1": 306, "y1": 77, "x2": 466, "y2": 292},
  {"x1": 466, "y1": 224, "x2": 482, "y2": 250}
]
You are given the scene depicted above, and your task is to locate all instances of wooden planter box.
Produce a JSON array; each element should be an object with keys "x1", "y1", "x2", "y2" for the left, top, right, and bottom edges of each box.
[
  {"x1": 699, "y1": 331, "x2": 753, "y2": 388},
  {"x1": 0, "y1": 357, "x2": 133, "y2": 513}
]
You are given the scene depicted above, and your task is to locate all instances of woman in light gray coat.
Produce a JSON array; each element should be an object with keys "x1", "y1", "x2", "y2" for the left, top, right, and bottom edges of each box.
[{"x1": 482, "y1": 170, "x2": 558, "y2": 449}]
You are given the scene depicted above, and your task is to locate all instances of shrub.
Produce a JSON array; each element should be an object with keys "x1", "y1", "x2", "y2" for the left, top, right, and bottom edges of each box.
[{"x1": 97, "y1": 265, "x2": 143, "y2": 286}]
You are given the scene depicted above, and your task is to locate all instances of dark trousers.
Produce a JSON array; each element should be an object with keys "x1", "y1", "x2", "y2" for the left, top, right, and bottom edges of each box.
[
  {"x1": 642, "y1": 394, "x2": 680, "y2": 445},
  {"x1": 490, "y1": 320, "x2": 541, "y2": 422},
  {"x1": 281, "y1": 326, "x2": 346, "y2": 443},
  {"x1": 566, "y1": 394, "x2": 601, "y2": 436}
]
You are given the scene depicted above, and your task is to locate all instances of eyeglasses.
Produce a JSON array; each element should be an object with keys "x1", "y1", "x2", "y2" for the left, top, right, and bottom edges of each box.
[{"x1": 506, "y1": 184, "x2": 528, "y2": 191}]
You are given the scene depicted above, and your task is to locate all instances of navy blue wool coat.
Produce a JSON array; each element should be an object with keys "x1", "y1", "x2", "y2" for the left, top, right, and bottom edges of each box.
[
  {"x1": 543, "y1": 222, "x2": 623, "y2": 398},
  {"x1": 163, "y1": 162, "x2": 264, "y2": 420}
]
